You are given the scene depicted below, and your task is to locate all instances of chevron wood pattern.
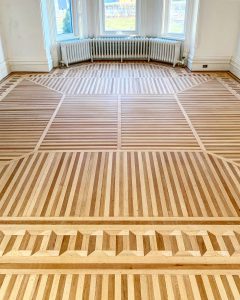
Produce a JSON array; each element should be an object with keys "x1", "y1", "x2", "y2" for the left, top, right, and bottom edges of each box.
[{"x1": 0, "y1": 63, "x2": 240, "y2": 298}]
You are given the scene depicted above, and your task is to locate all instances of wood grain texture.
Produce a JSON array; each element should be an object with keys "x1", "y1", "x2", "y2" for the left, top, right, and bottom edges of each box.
[
  {"x1": 1, "y1": 63, "x2": 240, "y2": 298},
  {"x1": 178, "y1": 79, "x2": 240, "y2": 164},
  {"x1": 29, "y1": 76, "x2": 210, "y2": 95},
  {"x1": 40, "y1": 96, "x2": 118, "y2": 150},
  {"x1": 0, "y1": 272, "x2": 239, "y2": 299},
  {"x1": 0, "y1": 75, "x2": 22, "y2": 102},
  {"x1": 0, "y1": 224, "x2": 239, "y2": 262},
  {"x1": 121, "y1": 95, "x2": 200, "y2": 150},
  {"x1": 0, "y1": 151, "x2": 239, "y2": 218},
  {"x1": 0, "y1": 80, "x2": 61, "y2": 163}
]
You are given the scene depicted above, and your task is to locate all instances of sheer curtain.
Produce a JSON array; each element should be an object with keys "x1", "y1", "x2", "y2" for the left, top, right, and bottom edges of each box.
[
  {"x1": 139, "y1": 0, "x2": 163, "y2": 37},
  {"x1": 79, "y1": 0, "x2": 100, "y2": 37},
  {"x1": 79, "y1": 0, "x2": 164, "y2": 38}
]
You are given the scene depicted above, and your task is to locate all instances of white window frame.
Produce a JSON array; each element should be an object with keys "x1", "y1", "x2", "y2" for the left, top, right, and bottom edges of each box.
[
  {"x1": 55, "y1": 0, "x2": 79, "y2": 41},
  {"x1": 100, "y1": 0, "x2": 140, "y2": 36},
  {"x1": 162, "y1": 0, "x2": 189, "y2": 39}
]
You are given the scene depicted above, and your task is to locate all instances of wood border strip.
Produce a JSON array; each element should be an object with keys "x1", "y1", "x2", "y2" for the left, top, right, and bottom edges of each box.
[
  {"x1": 174, "y1": 94, "x2": 206, "y2": 151},
  {"x1": 34, "y1": 94, "x2": 66, "y2": 151}
]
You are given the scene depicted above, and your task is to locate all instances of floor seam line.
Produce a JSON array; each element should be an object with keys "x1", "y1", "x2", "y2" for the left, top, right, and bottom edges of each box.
[
  {"x1": 34, "y1": 94, "x2": 66, "y2": 152},
  {"x1": 118, "y1": 95, "x2": 122, "y2": 150},
  {"x1": 174, "y1": 93, "x2": 206, "y2": 152},
  {"x1": 0, "y1": 77, "x2": 24, "y2": 102},
  {"x1": 26, "y1": 77, "x2": 64, "y2": 95},
  {"x1": 217, "y1": 77, "x2": 240, "y2": 101}
]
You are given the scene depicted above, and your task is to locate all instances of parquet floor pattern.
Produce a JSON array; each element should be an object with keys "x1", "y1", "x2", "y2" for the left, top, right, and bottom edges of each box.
[
  {"x1": 178, "y1": 79, "x2": 240, "y2": 164},
  {"x1": 40, "y1": 96, "x2": 118, "y2": 150},
  {"x1": 121, "y1": 95, "x2": 200, "y2": 150},
  {"x1": 0, "y1": 62, "x2": 240, "y2": 299},
  {"x1": 0, "y1": 80, "x2": 61, "y2": 164},
  {"x1": 0, "y1": 151, "x2": 240, "y2": 218}
]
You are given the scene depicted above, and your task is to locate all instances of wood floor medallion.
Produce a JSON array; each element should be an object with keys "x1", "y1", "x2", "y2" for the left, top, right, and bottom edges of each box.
[{"x1": 0, "y1": 62, "x2": 240, "y2": 299}]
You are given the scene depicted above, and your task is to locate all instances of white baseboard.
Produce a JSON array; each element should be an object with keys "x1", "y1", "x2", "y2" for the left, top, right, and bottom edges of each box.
[
  {"x1": 0, "y1": 60, "x2": 9, "y2": 81},
  {"x1": 187, "y1": 56, "x2": 231, "y2": 71},
  {"x1": 230, "y1": 57, "x2": 240, "y2": 79},
  {"x1": 8, "y1": 59, "x2": 53, "y2": 72}
]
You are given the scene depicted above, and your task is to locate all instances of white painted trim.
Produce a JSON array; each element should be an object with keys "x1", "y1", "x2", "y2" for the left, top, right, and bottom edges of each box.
[
  {"x1": 188, "y1": 56, "x2": 231, "y2": 71},
  {"x1": 100, "y1": 0, "x2": 140, "y2": 36},
  {"x1": 163, "y1": 0, "x2": 188, "y2": 38},
  {"x1": 230, "y1": 56, "x2": 240, "y2": 79},
  {"x1": 0, "y1": 60, "x2": 9, "y2": 80},
  {"x1": 8, "y1": 59, "x2": 52, "y2": 72}
]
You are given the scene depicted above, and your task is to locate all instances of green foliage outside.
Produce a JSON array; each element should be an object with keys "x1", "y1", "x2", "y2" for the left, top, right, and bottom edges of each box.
[
  {"x1": 105, "y1": 16, "x2": 136, "y2": 31},
  {"x1": 63, "y1": 10, "x2": 72, "y2": 34}
]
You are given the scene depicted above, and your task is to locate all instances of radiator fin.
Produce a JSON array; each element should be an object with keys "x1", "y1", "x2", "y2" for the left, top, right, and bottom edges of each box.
[{"x1": 60, "y1": 38, "x2": 182, "y2": 67}]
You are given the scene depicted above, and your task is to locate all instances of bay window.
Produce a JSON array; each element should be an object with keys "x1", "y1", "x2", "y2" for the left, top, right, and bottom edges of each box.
[
  {"x1": 53, "y1": 0, "x2": 189, "y2": 40},
  {"x1": 101, "y1": 0, "x2": 138, "y2": 35},
  {"x1": 164, "y1": 0, "x2": 187, "y2": 37},
  {"x1": 54, "y1": 0, "x2": 79, "y2": 40}
]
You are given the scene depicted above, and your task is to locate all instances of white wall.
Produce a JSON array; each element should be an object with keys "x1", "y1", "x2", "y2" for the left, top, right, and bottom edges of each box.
[
  {"x1": 0, "y1": 0, "x2": 52, "y2": 72},
  {"x1": 0, "y1": 30, "x2": 9, "y2": 80},
  {"x1": 231, "y1": 25, "x2": 240, "y2": 78},
  {"x1": 188, "y1": 0, "x2": 240, "y2": 71},
  {"x1": 1, "y1": 0, "x2": 240, "y2": 75}
]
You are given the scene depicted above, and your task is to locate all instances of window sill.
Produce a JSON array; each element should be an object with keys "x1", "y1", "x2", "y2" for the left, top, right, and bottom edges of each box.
[
  {"x1": 99, "y1": 33, "x2": 139, "y2": 38},
  {"x1": 56, "y1": 34, "x2": 79, "y2": 42},
  {"x1": 161, "y1": 35, "x2": 185, "y2": 42}
]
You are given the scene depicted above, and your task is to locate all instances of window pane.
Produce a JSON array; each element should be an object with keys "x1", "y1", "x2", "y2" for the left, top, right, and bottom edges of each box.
[
  {"x1": 168, "y1": 0, "x2": 186, "y2": 34},
  {"x1": 104, "y1": 0, "x2": 137, "y2": 32},
  {"x1": 54, "y1": 0, "x2": 73, "y2": 35}
]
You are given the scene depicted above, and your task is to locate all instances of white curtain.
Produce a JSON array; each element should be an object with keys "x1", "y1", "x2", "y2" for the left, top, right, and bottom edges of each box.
[
  {"x1": 139, "y1": 0, "x2": 163, "y2": 37},
  {"x1": 79, "y1": 0, "x2": 100, "y2": 37}
]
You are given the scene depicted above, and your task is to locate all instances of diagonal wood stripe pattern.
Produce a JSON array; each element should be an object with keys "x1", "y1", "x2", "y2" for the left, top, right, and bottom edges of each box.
[
  {"x1": 0, "y1": 75, "x2": 22, "y2": 102},
  {"x1": 178, "y1": 79, "x2": 240, "y2": 164},
  {"x1": 0, "y1": 151, "x2": 239, "y2": 218},
  {"x1": 0, "y1": 80, "x2": 61, "y2": 163},
  {"x1": 121, "y1": 95, "x2": 200, "y2": 150}
]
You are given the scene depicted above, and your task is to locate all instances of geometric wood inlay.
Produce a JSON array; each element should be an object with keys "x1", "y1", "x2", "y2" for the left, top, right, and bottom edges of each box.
[
  {"x1": 178, "y1": 79, "x2": 240, "y2": 164},
  {"x1": 0, "y1": 80, "x2": 61, "y2": 163},
  {"x1": 121, "y1": 95, "x2": 200, "y2": 150},
  {"x1": 40, "y1": 96, "x2": 118, "y2": 150},
  {"x1": 0, "y1": 225, "x2": 239, "y2": 260},
  {"x1": 29, "y1": 75, "x2": 210, "y2": 95},
  {"x1": 1, "y1": 63, "x2": 240, "y2": 298},
  {"x1": 0, "y1": 151, "x2": 239, "y2": 218}
]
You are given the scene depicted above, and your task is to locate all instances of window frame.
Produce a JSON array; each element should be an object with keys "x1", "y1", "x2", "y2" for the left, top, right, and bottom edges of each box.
[
  {"x1": 54, "y1": 0, "x2": 79, "y2": 42},
  {"x1": 163, "y1": 0, "x2": 188, "y2": 39},
  {"x1": 100, "y1": 0, "x2": 140, "y2": 36}
]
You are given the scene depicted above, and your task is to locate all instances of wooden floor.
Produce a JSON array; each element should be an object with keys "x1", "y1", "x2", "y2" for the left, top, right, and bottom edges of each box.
[{"x1": 0, "y1": 62, "x2": 240, "y2": 299}]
